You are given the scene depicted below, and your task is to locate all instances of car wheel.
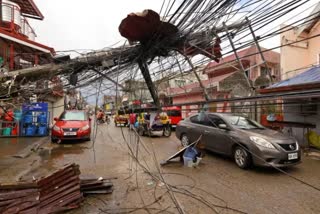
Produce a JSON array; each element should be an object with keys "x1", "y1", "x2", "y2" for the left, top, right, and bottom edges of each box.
[
  {"x1": 233, "y1": 146, "x2": 252, "y2": 169},
  {"x1": 181, "y1": 134, "x2": 190, "y2": 147},
  {"x1": 163, "y1": 126, "x2": 171, "y2": 137},
  {"x1": 115, "y1": 122, "x2": 118, "y2": 127},
  {"x1": 51, "y1": 138, "x2": 58, "y2": 143}
]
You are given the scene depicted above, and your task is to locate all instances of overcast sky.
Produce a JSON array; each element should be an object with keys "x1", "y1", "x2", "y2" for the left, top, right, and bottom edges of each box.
[
  {"x1": 30, "y1": 0, "x2": 163, "y2": 53},
  {"x1": 30, "y1": 0, "x2": 319, "y2": 54}
]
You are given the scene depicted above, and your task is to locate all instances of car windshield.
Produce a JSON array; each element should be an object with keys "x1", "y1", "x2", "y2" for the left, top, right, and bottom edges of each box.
[
  {"x1": 59, "y1": 111, "x2": 87, "y2": 121},
  {"x1": 223, "y1": 115, "x2": 264, "y2": 130},
  {"x1": 167, "y1": 110, "x2": 181, "y2": 117}
]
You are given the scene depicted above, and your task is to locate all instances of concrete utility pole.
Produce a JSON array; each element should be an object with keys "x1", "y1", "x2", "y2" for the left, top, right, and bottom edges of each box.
[
  {"x1": 180, "y1": 51, "x2": 210, "y2": 101},
  {"x1": 223, "y1": 22, "x2": 253, "y2": 89},
  {"x1": 246, "y1": 17, "x2": 274, "y2": 85},
  {"x1": 137, "y1": 59, "x2": 160, "y2": 108}
]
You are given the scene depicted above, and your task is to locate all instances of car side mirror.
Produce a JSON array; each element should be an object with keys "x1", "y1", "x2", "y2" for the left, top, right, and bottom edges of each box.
[
  {"x1": 54, "y1": 117, "x2": 58, "y2": 121},
  {"x1": 218, "y1": 124, "x2": 229, "y2": 130}
]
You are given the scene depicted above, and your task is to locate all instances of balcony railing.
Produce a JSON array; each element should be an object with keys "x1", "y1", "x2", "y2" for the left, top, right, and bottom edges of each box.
[{"x1": 1, "y1": 1, "x2": 36, "y2": 41}]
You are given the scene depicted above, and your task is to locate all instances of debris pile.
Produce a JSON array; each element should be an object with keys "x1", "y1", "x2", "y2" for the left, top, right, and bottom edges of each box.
[
  {"x1": 80, "y1": 176, "x2": 114, "y2": 195},
  {"x1": 0, "y1": 164, "x2": 113, "y2": 213}
]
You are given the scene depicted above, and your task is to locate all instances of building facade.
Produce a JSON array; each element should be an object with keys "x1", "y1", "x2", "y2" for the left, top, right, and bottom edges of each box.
[
  {"x1": 167, "y1": 45, "x2": 280, "y2": 118},
  {"x1": 260, "y1": 4, "x2": 320, "y2": 147},
  {"x1": 0, "y1": 0, "x2": 55, "y2": 72},
  {"x1": 280, "y1": 3, "x2": 320, "y2": 79}
]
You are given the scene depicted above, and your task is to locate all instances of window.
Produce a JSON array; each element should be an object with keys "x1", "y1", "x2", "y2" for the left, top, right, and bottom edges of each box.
[
  {"x1": 204, "y1": 115, "x2": 226, "y2": 128},
  {"x1": 190, "y1": 113, "x2": 207, "y2": 125},
  {"x1": 175, "y1": 79, "x2": 186, "y2": 87},
  {"x1": 245, "y1": 70, "x2": 250, "y2": 78},
  {"x1": 59, "y1": 111, "x2": 87, "y2": 121},
  {"x1": 167, "y1": 110, "x2": 181, "y2": 117},
  {"x1": 190, "y1": 115, "x2": 200, "y2": 124},
  {"x1": 223, "y1": 115, "x2": 264, "y2": 130}
]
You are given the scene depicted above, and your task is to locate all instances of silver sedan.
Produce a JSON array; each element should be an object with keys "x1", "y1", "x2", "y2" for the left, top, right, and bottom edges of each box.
[{"x1": 176, "y1": 113, "x2": 301, "y2": 169}]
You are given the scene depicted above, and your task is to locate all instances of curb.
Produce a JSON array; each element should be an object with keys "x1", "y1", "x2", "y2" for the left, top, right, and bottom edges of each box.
[{"x1": 12, "y1": 137, "x2": 50, "y2": 159}]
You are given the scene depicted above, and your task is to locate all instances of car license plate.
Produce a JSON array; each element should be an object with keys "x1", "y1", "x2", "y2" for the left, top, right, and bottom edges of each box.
[
  {"x1": 64, "y1": 132, "x2": 77, "y2": 136},
  {"x1": 288, "y1": 153, "x2": 298, "y2": 160}
]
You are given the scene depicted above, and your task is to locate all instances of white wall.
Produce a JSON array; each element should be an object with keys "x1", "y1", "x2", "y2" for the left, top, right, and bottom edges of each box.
[{"x1": 48, "y1": 97, "x2": 65, "y2": 126}]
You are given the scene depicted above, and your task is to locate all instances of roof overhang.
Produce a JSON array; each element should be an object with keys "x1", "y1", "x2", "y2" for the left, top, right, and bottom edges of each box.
[
  {"x1": 297, "y1": 3, "x2": 320, "y2": 36},
  {"x1": 0, "y1": 28, "x2": 54, "y2": 55},
  {"x1": 259, "y1": 82, "x2": 320, "y2": 94},
  {"x1": 11, "y1": 0, "x2": 44, "y2": 20}
]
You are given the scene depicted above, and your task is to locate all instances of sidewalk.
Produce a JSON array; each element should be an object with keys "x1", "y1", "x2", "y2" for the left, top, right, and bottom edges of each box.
[
  {"x1": 0, "y1": 137, "x2": 45, "y2": 158},
  {"x1": 0, "y1": 137, "x2": 50, "y2": 183}
]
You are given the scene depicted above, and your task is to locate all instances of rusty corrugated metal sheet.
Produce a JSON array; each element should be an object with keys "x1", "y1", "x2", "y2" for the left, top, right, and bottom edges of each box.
[{"x1": 0, "y1": 164, "x2": 113, "y2": 213}]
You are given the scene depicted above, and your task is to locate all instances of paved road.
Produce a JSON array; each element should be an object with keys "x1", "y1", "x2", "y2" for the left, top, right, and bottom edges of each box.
[
  {"x1": 0, "y1": 137, "x2": 43, "y2": 158},
  {"x1": 1, "y1": 123, "x2": 320, "y2": 213}
]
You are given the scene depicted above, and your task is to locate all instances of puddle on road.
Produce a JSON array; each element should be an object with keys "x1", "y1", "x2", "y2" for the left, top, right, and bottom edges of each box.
[
  {"x1": 0, "y1": 137, "x2": 42, "y2": 158},
  {"x1": 37, "y1": 143, "x2": 87, "y2": 170}
]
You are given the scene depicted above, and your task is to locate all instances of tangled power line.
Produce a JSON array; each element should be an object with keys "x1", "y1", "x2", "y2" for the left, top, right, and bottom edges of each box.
[{"x1": 1, "y1": 0, "x2": 320, "y2": 213}]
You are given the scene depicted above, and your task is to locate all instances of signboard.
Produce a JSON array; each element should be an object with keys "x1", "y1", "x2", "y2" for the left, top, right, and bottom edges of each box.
[{"x1": 22, "y1": 102, "x2": 48, "y2": 112}]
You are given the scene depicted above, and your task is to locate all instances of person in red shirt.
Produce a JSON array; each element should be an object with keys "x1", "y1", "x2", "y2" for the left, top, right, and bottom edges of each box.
[
  {"x1": 129, "y1": 113, "x2": 137, "y2": 130},
  {"x1": 96, "y1": 110, "x2": 105, "y2": 124}
]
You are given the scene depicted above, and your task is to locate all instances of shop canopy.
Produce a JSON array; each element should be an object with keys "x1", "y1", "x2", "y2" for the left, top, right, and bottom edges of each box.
[{"x1": 260, "y1": 66, "x2": 320, "y2": 94}]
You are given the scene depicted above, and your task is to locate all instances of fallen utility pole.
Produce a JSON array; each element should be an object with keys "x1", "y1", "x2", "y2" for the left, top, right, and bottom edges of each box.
[
  {"x1": 223, "y1": 22, "x2": 253, "y2": 89},
  {"x1": 138, "y1": 59, "x2": 160, "y2": 108},
  {"x1": 0, "y1": 47, "x2": 135, "y2": 79},
  {"x1": 246, "y1": 17, "x2": 274, "y2": 85},
  {"x1": 179, "y1": 50, "x2": 210, "y2": 101}
]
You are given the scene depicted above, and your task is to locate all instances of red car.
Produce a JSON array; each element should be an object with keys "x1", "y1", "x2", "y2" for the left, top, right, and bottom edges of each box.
[{"x1": 51, "y1": 110, "x2": 91, "y2": 142}]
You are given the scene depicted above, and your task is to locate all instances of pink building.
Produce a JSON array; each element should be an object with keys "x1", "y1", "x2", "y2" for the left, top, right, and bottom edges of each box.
[{"x1": 168, "y1": 45, "x2": 280, "y2": 118}]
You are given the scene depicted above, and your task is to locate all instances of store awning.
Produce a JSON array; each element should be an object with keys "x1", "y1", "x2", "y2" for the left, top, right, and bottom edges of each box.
[{"x1": 260, "y1": 66, "x2": 320, "y2": 94}]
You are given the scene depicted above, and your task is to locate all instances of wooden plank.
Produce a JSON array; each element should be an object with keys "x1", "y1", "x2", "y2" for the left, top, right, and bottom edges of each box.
[
  {"x1": 83, "y1": 189, "x2": 113, "y2": 194},
  {"x1": 0, "y1": 189, "x2": 38, "y2": 201},
  {"x1": 160, "y1": 141, "x2": 197, "y2": 166},
  {"x1": 0, "y1": 183, "x2": 37, "y2": 191},
  {"x1": 81, "y1": 182, "x2": 113, "y2": 191}
]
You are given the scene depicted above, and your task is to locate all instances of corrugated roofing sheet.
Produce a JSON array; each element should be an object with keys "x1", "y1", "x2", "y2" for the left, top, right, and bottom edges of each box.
[{"x1": 269, "y1": 66, "x2": 320, "y2": 88}]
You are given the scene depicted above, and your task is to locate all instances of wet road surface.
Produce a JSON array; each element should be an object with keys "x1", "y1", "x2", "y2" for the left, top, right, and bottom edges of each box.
[
  {"x1": 0, "y1": 137, "x2": 43, "y2": 158},
  {"x1": 1, "y1": 123, "x2": 320, "y2": 213}
]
